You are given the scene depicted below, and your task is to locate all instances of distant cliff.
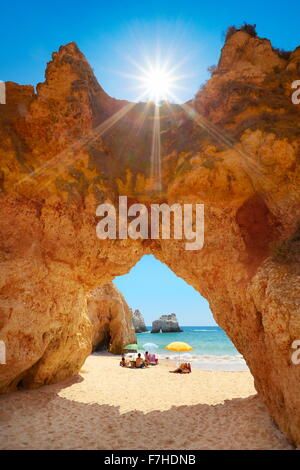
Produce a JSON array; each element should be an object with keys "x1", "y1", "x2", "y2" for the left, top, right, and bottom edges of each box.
[
  {"x1": 151, "y1": 314, "x2": 183, "y2": 333},
  {"x1": 132, "y1": 309, "x2": 147, "y2": 333}
]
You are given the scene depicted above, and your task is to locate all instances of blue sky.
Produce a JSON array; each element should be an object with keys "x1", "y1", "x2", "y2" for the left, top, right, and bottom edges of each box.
[
  {"x1": 1, "y1": 1, "x2": 300, "y2": 102},
  {"x1": 2, "y1": 1, "x2": 299, "y2": 324},
  {"x1": 114, "y1": 255, "x2": 216, "y2": 326}
]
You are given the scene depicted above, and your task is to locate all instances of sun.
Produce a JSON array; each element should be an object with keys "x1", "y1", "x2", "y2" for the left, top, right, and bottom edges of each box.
[
  {"x1": 130, "y1": 57, "x2": 183, "y2": 104},
  {"x1": 138, "y1": 65, "x2": 175, "y2": 104},
  {"x1": 121, "y1": 48, "x2": 189, "y2": 105}
]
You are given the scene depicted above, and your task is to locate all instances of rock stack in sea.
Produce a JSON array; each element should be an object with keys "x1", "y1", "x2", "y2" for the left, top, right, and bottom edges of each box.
[
  {"x1": 151, "y1": 314, "x2": 183, "y2": 333},
  {"x1": 132, "y1": 309, "x2": 147, "y2": 333}
]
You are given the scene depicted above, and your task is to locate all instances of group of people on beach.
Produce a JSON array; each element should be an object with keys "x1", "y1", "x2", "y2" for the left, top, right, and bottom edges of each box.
[
  {"x1": 120, "y1": 351, "x2": 191, "y2": 373},
  {"x1": 120, "y1": 351, "x2": 158, "y2": 369}
]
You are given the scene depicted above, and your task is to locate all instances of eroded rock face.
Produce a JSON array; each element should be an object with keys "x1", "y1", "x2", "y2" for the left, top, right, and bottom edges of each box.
[
  {"x1": 0, "y1": 30, "x2": 300, "y2": 443},
  {"x1": 218, "y1": 30, "x2": 286, "y2": 75},
  {"x1": 151, "y1": 314, "x2": 182, "y2": 333},
  {"x1": 87, "y1": 283, "x2": 136, "y2": 354},
  {"x1": 132, "y1": 309, "x2": 147, "y2": 333}
]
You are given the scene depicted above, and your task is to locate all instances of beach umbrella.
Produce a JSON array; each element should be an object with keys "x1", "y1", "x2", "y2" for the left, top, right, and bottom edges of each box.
[
  {"x1": 165, "y1": 341, "x2": 193, "y2": 364},
  {"x1": 143, "y1": 342, "x2": 158, "y2": 351}
]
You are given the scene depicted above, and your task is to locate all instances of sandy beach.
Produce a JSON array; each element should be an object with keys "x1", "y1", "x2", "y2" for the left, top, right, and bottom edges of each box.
[{"x1": 0, "y1": 354, "x2": 293, "y2": 450}]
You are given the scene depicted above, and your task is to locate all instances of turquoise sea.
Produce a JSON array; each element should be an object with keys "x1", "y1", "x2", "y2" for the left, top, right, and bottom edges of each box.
[{"x1": 136, "y1": 326, "x2": 247, "y2": 370}]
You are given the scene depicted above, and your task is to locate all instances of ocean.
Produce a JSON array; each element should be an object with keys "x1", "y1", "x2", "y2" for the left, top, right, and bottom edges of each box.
[{"x1": 136, "y1": 326, "x2": 248, "y2": 371}]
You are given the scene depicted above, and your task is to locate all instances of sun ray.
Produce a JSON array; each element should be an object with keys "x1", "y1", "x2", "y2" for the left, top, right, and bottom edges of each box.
[
  {"x1": 176, "y1": 101, "x2": 300, "y2": 208},
  {"x1": 150, "y1": 104, "x2": 162, "y2": 191},
  {"x1": 133, "y1": 101, "x2": 153, "y2": 136},
  {"x1": 14, "y1": 93, "x2": 149, "y2": 191},
  {"x1": 115, "y1": 101, "x2": 153, "y2": 162}
]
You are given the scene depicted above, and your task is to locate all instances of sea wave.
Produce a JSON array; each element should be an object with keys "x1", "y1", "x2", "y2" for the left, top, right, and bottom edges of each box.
[
  {"x1": 155, "y1": 353, "x2": 248, "y2": 371},
  {"x1": 192, "y1": 329, "x2": 211, "y2": 332}
]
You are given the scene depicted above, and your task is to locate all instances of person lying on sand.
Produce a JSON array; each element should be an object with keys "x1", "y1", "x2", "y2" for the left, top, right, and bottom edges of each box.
[
  {"x1": 136, "y1": 353, "x2": 147, "y2": 368},
  {"x1": 169, "y1": 363, "x2": 191, "y2": 374}
]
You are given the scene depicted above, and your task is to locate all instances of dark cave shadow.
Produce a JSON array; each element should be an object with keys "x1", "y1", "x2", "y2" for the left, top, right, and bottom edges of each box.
[{"x1": 0, "y1": 377, "x2": 293, "y2": 450}]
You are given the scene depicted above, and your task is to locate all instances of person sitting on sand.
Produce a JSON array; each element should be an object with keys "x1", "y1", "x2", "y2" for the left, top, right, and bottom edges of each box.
[
  {"x1": 149, "y1": 353, "x2": 159, "y2": 365},
  {"x1": 136, "y1": 353, "x2": 146, "y2": 368},
  {"x1": 144, "y1": 351, "x2": 150, "y2": 365},
  {"x1": 120, "y1": 357, "x2": 128, "y2": 367},
  {"x1": 169, "y1": 362, "x2": 191, "y2": 374}
]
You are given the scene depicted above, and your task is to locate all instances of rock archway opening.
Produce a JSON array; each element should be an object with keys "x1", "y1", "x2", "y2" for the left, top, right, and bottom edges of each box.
[{"x1": 87, "y1": 254, "x2": 248, "y2": 372}]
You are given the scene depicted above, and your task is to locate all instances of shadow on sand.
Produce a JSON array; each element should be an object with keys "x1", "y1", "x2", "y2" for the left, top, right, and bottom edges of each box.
[{"x1": 0, "y1": 373, "x2": 293, "y2": 450}]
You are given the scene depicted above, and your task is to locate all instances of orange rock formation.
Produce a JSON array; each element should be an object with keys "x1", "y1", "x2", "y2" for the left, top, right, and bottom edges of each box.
[
  {"x1": 0, "y1": 30, "x2": 299, "y2": 443},
  {"x1": 87, "y1": 283, "x2": 136, "y2": 354}
]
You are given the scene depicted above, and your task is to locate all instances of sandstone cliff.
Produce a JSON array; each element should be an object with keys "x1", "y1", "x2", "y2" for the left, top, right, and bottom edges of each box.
[
  {"x1": 0, "y1": 27, "x2": 300, "y2": 444},
  {"x1": 132, "y1": 309, "x2": 147, "y2": 333},
  {"x1": 0, "y1": 278, "x2": 134, "y2": 391},
  {"x1": 87, "y1": 283, "x2": 136, "y2": 354},
  {"x1": 151, "y1": 314, "x2": 183, "y2": 333}
]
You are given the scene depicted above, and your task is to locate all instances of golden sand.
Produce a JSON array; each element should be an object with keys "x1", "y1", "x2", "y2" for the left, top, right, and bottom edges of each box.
[{"x1": 0, "y1": 355, "x2": 293, "y2": 450}]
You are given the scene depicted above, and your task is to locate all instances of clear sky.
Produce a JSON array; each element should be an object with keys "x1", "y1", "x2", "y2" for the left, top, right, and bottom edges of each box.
[
  {"x1": 1, "y1": 0, "x2": 300, "y2": 103},
  {"x1": 114, "y1": 255, "x2": 216, "y2": 326}
]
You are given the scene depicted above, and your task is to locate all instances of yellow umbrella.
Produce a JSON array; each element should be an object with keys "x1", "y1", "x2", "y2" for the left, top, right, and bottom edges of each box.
[{"x1": 165, "y1": 342, "x2": 193, "y2": 364}]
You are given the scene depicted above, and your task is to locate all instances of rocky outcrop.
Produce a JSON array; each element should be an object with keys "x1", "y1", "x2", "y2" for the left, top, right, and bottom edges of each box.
[
  {"x1": 0, "y1": 29, "x2": 300, "y2": 444},
  {"x1": 151, "y1": 314, "x2": 183, "y2": 333},
  {"x1": 132, "y1": 309, "x2": 147, "y2": 333},
  {"x1": 0, "y1": 279, "x2": 134, "y2": 391},
  {"x1": 87, "y1": 283, "x2": 136, "y2": 354},
  {"x1": 0, "y1": 271, "x2": 93, "y2": 392},
  {"x1": 217, "y1": 30, "x2": 286, "y2": 75}
]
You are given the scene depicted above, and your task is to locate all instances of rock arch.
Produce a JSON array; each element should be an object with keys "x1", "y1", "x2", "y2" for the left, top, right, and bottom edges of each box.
[{"x1": 0, "y1": 33, "x2": 300, "y2": 444}]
